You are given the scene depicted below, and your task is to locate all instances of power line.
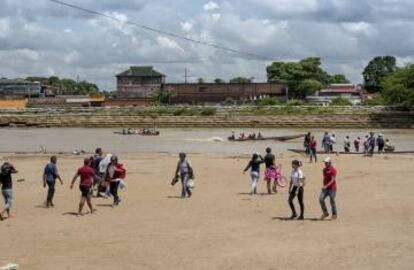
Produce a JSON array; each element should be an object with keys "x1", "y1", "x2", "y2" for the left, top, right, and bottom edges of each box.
[{"x1": 49, "y1": 0, "x2": 274, "y2": 61}]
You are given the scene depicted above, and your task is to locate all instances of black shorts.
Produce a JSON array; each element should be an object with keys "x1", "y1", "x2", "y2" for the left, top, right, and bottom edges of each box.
[{"x1": 79, "y1": 185, "x2": 91, "y2": 197}]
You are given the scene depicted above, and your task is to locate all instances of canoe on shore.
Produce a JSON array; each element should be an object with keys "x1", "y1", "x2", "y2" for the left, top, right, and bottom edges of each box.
[
  {"x1": 228, "y1": 134, "x2": 306, "y2": 142},
  {"x1": 288, "y1": 149, "x2": 414, "y2": 155}
]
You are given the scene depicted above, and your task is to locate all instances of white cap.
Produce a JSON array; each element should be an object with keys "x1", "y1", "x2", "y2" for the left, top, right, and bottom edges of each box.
[{"x1": 323, "y1": 157, "x2": 332, "y2": 163}]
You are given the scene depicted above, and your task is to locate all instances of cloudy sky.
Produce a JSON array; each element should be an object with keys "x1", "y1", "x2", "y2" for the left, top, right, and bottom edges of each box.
[{"x1": 1, "y1": 0, "x2": 414, "y2": 90}]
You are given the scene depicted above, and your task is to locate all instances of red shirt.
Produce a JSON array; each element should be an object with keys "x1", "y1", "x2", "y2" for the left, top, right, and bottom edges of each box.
[
  {"x1": 309, "y1": 140, "x2": 317, "y2": 148},
  {"x1": 77, "y1": 166, "x2": 95, "y2": 187},
  {"x1": 323, "y1": 166, "x2": 337, "y2": 191},
  {"x1": 113, "y1": 163, "x2": 126, "y2": 180}
]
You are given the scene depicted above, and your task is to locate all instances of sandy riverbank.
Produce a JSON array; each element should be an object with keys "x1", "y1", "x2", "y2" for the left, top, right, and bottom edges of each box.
[{"x1": 0, "y1": 152, "x2": 413, "y2": 269}]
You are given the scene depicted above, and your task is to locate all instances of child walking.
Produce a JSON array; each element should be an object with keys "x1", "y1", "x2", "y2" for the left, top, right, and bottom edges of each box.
[{"x1": 288, "y1": 160, "x2": 306, "y2": 220}]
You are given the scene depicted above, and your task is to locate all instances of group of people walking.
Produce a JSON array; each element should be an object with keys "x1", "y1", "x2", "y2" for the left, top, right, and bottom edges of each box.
[
  {"x1": 243, "y1": 148, "x2": 338, "y2": 220},
  {"x1": 1, "y1": 146, "x2": 338, "y2": 221},
  {"x1": 0, "y1": 148, "x2": 127, "y2": 219},
  {"x1": 304, "y1": 131, "x2": 394, "y2": 156}
]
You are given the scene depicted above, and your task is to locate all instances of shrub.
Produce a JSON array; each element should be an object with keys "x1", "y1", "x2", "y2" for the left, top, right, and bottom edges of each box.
[
  {"x1": 200, "y1": 107, "x2": 217, "y2": 116},
  {"x1": 257, "y1": 97, "x2": 282, "y2": 106},
  {"x1": 286, "y1": 99, "x2": 306, "y2": 106},
  {"x1": 331, "y1": 97, "x2": 353, "y2": 106},
  {"x1": 362, "y1": 94, "x2": 385, "y2": 106}
]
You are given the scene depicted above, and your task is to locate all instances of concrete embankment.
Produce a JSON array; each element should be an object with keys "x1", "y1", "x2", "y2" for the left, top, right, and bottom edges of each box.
[{"x1": 0, "y1": 107, "x2": 413, "y2": 128}]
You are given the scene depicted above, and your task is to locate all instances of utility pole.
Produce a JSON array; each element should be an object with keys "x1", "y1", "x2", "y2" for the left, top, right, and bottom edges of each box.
[{"x1": 184, "y1": 68, "x2": 194, "y2": 84}]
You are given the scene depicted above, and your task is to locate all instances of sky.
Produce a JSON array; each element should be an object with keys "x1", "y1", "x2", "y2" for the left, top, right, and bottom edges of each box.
[{"x1": 1, "y1": 0, "x2": 414, "y2": 90}]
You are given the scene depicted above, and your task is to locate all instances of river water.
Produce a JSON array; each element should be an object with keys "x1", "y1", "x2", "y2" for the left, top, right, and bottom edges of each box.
[{"x1": 0, "y1": 128, "x2": 413, "y2": 155}]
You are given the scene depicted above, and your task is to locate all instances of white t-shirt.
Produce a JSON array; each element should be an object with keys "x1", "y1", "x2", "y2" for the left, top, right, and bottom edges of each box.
[
  {"x1": 179, "y1": 160, "x2": 191, "y2": 174},
  {"x1": 291, "y1": 169, "x2": 304, "y2": 187}
]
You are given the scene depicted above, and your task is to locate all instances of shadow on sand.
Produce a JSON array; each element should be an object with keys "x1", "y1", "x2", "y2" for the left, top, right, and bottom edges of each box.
[{"x1": 272, "y1": 216, "x2": 324, "y2": 222}]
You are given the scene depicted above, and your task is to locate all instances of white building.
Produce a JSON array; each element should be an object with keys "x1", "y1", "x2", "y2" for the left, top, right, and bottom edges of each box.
[{"x1": 306, "y1": 84, "x2": 362, "y2": 105}]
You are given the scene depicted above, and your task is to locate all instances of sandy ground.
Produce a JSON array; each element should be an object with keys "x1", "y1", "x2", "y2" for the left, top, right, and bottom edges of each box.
[{"x1": 0, "y1": 152, "x2": 413, "y2": 270}]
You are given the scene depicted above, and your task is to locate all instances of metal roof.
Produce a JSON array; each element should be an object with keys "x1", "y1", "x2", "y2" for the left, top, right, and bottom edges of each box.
[{"x1": 116, "y1": 66, "x2": 166, "y2": 77}]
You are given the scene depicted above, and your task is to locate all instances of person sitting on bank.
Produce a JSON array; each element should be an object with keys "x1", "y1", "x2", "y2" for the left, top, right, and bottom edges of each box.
[{"x1": 384, "y1": 139, "x2": 395, "y2": 152}]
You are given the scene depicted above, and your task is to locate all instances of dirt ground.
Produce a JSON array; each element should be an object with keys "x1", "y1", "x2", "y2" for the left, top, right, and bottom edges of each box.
[{"x1": 0, "y1": 152, "x2": 413, "y2": 270}]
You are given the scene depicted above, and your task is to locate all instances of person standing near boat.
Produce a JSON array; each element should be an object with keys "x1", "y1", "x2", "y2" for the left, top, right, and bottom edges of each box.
[
  {"x1": 43, "y1": 156, "x2": 63, "y2": 208},
  {"x1": 263, "y1": 147, "x2": 276, "y2": 194},
  {"x1": 354, "y1": 137, "x2": 361, "y2": 152},
  {"x1": 173, "y1": 153, "x2": 194, "y2": 199},
  {"x1": 322, "y1": 132, "x2": 331, "y2": 153},
  {"x1": 367, "y1": 132, "x2": 376, "y2": 156},
  {"x1": 343, "y1": 136, "x2": 351, "y2": 153},
  {"x1": 377, "y1": 134, "x2": 385, "y2": 153},
  {"x1": 0, "y1": 161, "x2": 18, "y2": 220},
  {"x1": 309, "y1": 136, "x2": 317, "y2": 163},
  {"x1": 304, "y1": 132, "x2": 311, "y2": 156},
  {"x1": 329, "y1": 134, "x2": 336, "y2": 153},
  {"x1": 319, "y1": 157, "x2": 338, "y2": 220},
  {"x1": 288, "y1": 160, "x2": 305, "y2": 220},
  {"x1": 243, "y1": 153, "x2": 264, "y2": 195}
]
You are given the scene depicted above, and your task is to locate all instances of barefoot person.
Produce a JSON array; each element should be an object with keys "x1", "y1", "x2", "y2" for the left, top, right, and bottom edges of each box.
[
  {"x1": 43, "y1": 156, "x2": 63, "y2": 207},
  {"x1": 320, "y1": 157, "x2": 338, "y2": 220},
  {"x1": 288, "y1": 160, "x2": 305, "y2": 220},
  {"x1": 0, "y1": 161, "x2": 18, "y2": 220},
  {"x1": 173, "y1": 153, "x2": 194, "y2": 199},
  {"x1": 309, "y1": 135, "x2": 317, "y2": 163},
  {"x1": 243, "y1": 153, "x2": 264, "y2": 195},
  {"x1": 70, "y1": 158, "x2": 96, "y2": 216},
  {"x1": 263, "y1": 147, "x2": 276, "y2": 194},
  {"x1": 107, "y1": 155, "x2": 126, "y2": 206}
]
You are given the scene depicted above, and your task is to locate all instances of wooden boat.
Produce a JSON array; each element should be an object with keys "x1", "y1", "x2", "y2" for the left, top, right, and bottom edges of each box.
[
  {"x1": 114, "y1": 131, "x2": 160, "y2": 136},
  {"x1": 228, "y1": 134, "x2": 306, "y2": 142},
  {"x1": 287, "y1": 149, "x2": 414, "y2": 155}
]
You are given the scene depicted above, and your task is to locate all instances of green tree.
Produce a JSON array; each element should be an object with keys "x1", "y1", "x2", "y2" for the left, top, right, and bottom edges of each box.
[
  {"x1": 48, "y1": 76, "x2": 60, "y2": 86},
  {"x1": 381, "y1": 64, "x2": 414, "y2": 108},
  {"x1": 363, "y1": 56, "x2": 397, "y2": 93},
  {"x1": 229, "y1": 77, "x2": 253, "y2": 84},
  {"x1": 152, "y1": 90, "x2": 176, "y2": 105},
  {"x1": 197, "y1": 77, "x2": 205, "y2": 84},
  {"x1": 266, "y1": 57, "x2": 331, "y2": 99},
  {"x1": 329, "y1": 74, "x2": 350, "y2": 84},
  {"x1": 214, "y1": 78, "x2": 226, "y2": 84},
  {"x1": 331, "y1": 97, "x2": 352, "y2": 106},
  {"x1": 296, "y1": 79, "x2": 324, "y2": 99}
]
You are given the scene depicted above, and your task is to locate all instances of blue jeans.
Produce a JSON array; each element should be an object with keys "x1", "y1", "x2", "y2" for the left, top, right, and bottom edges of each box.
[
  {"x1": 46, "y1": 180, "x2": 56, "y2": 204},
  {"x1": 180, "y1": 173, "x2": 192, "y2": 198},
  {"x1": 319, "y1": 189, "x2": 337, "y2": 215},
  {"x1": 2, "y1": 189, "x2": 13, "y2": 209}
]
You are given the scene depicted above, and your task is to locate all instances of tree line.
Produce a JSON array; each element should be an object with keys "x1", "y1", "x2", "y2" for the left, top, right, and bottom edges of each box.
[
  {"x1": 25, "y1": 76, "x2": 101, "y2": 96},
  {"x1": 266, "y1": 56, "x2": 414, "y2": 107}
]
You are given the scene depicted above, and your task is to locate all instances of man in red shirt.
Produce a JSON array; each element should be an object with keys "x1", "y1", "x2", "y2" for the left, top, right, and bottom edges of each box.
[
  {"x1": 70, "y1": 158, "x2": 96, "y2": 216},
  {"x1": 319, "y1": 157, "x2": 338, "y2": 220}
]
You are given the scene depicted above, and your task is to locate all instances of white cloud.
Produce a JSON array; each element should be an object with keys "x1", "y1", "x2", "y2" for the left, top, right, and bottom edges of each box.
[
  {"x1": 180, "y1": 21, "x2": 193, "y2": 32},
  {"x1": 156, "y1": 36, "x2": 184, "y2": 52},
  {"x1": 64, "y1": 50, "x2": 80, "y2": 64},
  {"x1": 18, "y1": 49, "x2": 40, "y2": 61},
  {"x1": 203, "y1": 1, "x2": 220, "y2": 11},
  {"x1": 0, "y1": 18, "x2": 10, "y2": 38},
  {"x1": 63, "y1": 28, "x2": 72, "y2": 34},
  {"x1": 1, "y1": 0, "x2": 414, "y2": 89}
]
